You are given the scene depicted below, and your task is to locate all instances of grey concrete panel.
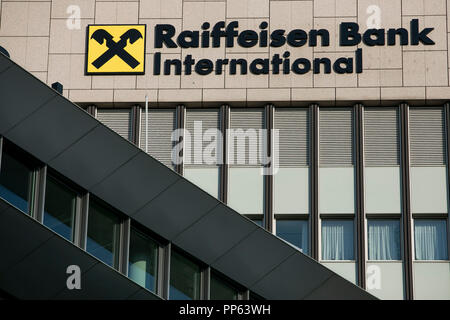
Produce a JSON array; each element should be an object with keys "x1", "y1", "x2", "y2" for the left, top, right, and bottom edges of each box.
[
  {"x1": 132, "y1": 178, "x2": 220, "y2": 240},
  {"x1": 0, "y1": 66, "x2": 56, "y2": 134},
  {"x1": 49, "y1": 125, "x2": 140, "y2": 190},
  {"x1": 126, "y1": 288, "x2": 160, "y2": 300},
  {"x1": 0, "y1": 54, "x2": 12, "y2": 74},
  {"x1": 172, "y1": 205, "x2": 258, "y2": 265},
  {"x1": 5, "y1": 95, "x2": 99, "y2": 163},
  {"x1": 91, "y1": 151, "x2": 180, "y2": 215},
  {"x1": 212, "y1": 229, "x2": 296, "y2": 288}
]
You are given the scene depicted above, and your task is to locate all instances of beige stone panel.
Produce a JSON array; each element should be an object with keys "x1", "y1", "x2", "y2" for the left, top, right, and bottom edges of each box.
[
  {"x1": 31, "y1": 72, "x2": 48, "y2": 84},
  {"x1": 425, "y1": 51, "x2": 448, "y2": 86},
  {"x1": 158, "y1": 89, "x2": 202, "y2": 102},
  {"x1": 361, "y1": 44, "x2": 402, "y2": 69},
  {"x1": 136, "y1": 53, "x2": 181, "y2": 89},
  {"x1": 69, "y1": 89, "x2": 114, "y2": 103},
  {"x1": 336, "y1": 87, "x2": 380, "y2": 101},
  {"x1": 403, "y1": 51, "x2": 448, "y2": 86},
  {"x1": 427, "y1": 86, "x2": 450, "y2": 100},
  {"x1": 181, "y1": 70, "x2": 225, "y2": 89},
  {"x1": 181, "y1": 1, "x2": 226, "y2": 63},
  {"x1": 358, "y1": 0, "x2": 402, "y2": 30},
  {"x1": 225, "y1": 18, "x2": 269, "y2": 54},
  {"x1": 95, "y1": 1, "x2": 139, "y2": 24},
  {"x1": 402, "y1": 0, "x2": 446, "y2": 15},
  {"x1": 92, "y1": 76, "x2": 137, "y2": 89},
  {"x1": 381, "y1": 87, "x2": 425, "y2": 100},
  {"x1": 0, "y1": 2, "x2": 50, "y2": 36},
  {"x1": 269, "y1": 70, "x2": 313, "y2": 88},
  {"x1": 403, "y1": 51, "x2": 425, "y2": 86},
  {"x1": 269, "y1": 1, "x2": 313, "y2": 60},
  {"x1": 227, "y1": 0, "x2": 269, "y2": 18},
  {"x1": 224, "y1": 53, "x2": 269, "y2": 88},
  {"x1": 291, "y1": 87, "x2": 335, "y2": 101},
  {"x1": 0, "y1": 36, "x2": 49, "y2": 72},
  {"x1": 312, "y1": 52, "x2": 358, "y2": 87},
  {"x1": 139, "y1": 0, "x2": 183, "y2": 19},
  {"x1": 247, "y1": 88, "x2": 290, "y2": 101},
  {"x1": 141, "y1": 19, "x2": 182, "y2": 54},
  {"x1": 49, "y1": 19, "x2": 93, "y2": 54},
  {"x1": 114, "y1": 89, "x2": 158, "y2": 103},
  {"x1": 314, "y1": 0, "x2": 357, "y2": 17},
  {"x1": 402, "y1": 16, "x2": 447, "y2": 51},
  {"x1": 203, "y1": 88, "x2": 247, "y2": 102},
  {"x1": 48, "y1": 54, "x2": 92, "y2": 90},
  {"x1": 51, "y1": 0, "x2": 95, "y2": 19},
  {"x1": 314, "y1": 17, "x2": 357, "y2": 53},
  {"x1": 358, "y1": 69, "x2": 403, "y2": 87}
]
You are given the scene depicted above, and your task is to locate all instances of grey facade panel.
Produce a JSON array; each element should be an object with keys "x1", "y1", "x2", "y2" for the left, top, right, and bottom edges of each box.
[
  {"x1": 90, "y1": 151, "x2": 180, "y2": 215},
  {"x1": 132, "y1": 179, "x2": 220, "y2": 241},
  {"x1": 0, "y1": 66, "x2": 56, "y2": 135},
  {"x1": 48, "y1": 126, "x2": 140, "y2": 190},
  {"x1": 0, "y1": 198, "x2": 160, "y2": 300},
  {"x1": 211, "y1": 229, "x2": 296, "y2": 288},
  {"x1": 172, "y1": 205, "x2": 259, "y2": 265},
  {"x1": 4, "y1": 95, "x2": 99, "y2": 163}
]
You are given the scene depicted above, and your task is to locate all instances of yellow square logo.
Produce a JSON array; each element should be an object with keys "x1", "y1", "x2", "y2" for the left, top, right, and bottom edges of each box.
[{"x1": 86, "y1": 25, "x2": 146, "y2": 75}]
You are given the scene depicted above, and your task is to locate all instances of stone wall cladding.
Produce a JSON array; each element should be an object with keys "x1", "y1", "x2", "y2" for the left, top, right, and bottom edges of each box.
[{"x1": 0, "y1": 0, "x2": 449, "y2": 106}]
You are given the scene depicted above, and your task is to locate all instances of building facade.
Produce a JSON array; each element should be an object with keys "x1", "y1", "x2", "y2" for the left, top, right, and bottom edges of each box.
[{"x1": 1, "y1": 0, "x2": 450, "y2": 300}]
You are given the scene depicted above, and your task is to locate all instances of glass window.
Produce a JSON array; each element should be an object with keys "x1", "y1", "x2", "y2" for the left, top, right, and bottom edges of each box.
[
  {"x1": 414, "y1": 219, "x2": 448, "y2": 260},
  {"x1": 250, "y1": 218, "x2": 263, "y2": 227},
  {"x1": 169, "y1": 250, "x2": 201, "y2": 300},
  {"x1": 367, "y1": 220, "x2": 401, "y2": 260},
  {"x1": 43, "y1": 176, "x2": 77, "y2": 241},
  {"x1": 0, "y1": 149, "x2": 35, "y2": 214},
  {"x1": 210, "y1": 274, "x2": 239, "y2": 300},
  {"x1": 276, "y1": 220, "x2": 309, "y2": 254},
  {"x1": 128, "y1": 227, "x2": 159, "y2": 293},
  {"x1": 86, "y1": 200, "x2": 121, "y2": 268},
  {"x1": 321, "y1": 220, "x2": 354, "y2": 260}
]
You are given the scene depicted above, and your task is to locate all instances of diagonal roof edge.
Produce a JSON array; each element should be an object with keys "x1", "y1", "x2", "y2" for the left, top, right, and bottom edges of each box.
[{"x1": 0, "y1": 53, "x2": 375, "y2": 300}]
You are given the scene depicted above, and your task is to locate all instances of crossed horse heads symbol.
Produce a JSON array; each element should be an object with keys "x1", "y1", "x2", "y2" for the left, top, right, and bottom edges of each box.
[{"x1": 91, "y1": 28, "x2": 143, "y2": 69}]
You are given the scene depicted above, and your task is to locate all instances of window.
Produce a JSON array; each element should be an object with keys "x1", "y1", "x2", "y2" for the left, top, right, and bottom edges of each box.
[
  {"x1": 367, "y1": 220, "x2": 401, "y2": 260},
  {"x1": 169, "y1": 250, "x2": 201, "y2": 300},
  {"x1": 210, "y1": 274, "x2": 239, "y2": 300},
  {"x1": 321, "y1": 220, "x2": 354, "y2": 260},
  {"x1": 86, "y1": 200, "x2": 121, "y2": 268},
  {"x1": 128, "y1": 227, "x2": 159, "y2": 293},
  {"x1": 0, "y1": 146, "x2": 36, "y2": 214},
  {"x1": 414, "y1": 219, "x2": 448, "y2": 260},
  {"x1": 250, "y1": 218, "x2": 263, "y2": 227},
  {"x1": 276, "y1": 219, "x2": 309, "y2": 254},
  {"x1": 43, "y1": 175, "x2": 77, "y2": 241}
]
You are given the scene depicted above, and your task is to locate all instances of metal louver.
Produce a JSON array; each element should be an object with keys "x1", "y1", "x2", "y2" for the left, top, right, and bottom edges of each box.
[
  {"x1": 229, "y1": 109, "x2": 265, "y2": 167},
  {"x1": 410, "y1": 107, "x2": 446, "y2": 166},
  {"x1": 140, "y1": 108, "x2": 176, "y2": 168},
  {"x1": 364, "y1": 107, "x2": 400, "y2": 166},
  {"x1": 185, "y1": 109, "x2": 221, "y2": 166},
  {"x1": 319, "y1": 108, "x2": 354, "y2": 167},
  {"x1": 96, "y1": 109, "x2": 132, "y2": 141},
  {"x1": 274, "y1": 108, "x2": 310, "y2": 167}
]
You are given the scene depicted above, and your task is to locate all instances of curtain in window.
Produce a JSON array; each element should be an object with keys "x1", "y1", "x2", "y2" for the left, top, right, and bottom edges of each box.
[
  {"x1": 415, "y1": 220, "x2": 448, "y2": 260},
  {"x1": 368, "y1": 220, "x2": 401, "y2": 260},
  {"x1": 321, "y1": 220, "x2": 354, "y2": 260}
]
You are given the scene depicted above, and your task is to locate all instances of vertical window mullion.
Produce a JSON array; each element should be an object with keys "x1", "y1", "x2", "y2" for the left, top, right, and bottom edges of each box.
[
  {"x1": 120, "y1": 218, "x2": 131, "y2": 275},
  {"x1": 159, "y1": 242, "x2": 171, "y2": 299},
  {"x1": 34, "y1": 166, "x2": 47, "y2": 223}
]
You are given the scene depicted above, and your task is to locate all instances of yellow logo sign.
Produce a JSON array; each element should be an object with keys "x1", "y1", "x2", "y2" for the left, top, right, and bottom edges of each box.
[{"x1": 86, "y1": 25, "x2": 146, "y2": 75}]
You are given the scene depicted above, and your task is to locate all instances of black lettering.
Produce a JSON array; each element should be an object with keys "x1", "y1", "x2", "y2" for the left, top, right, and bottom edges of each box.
[
  {"x1": 340, "y1": 22, "x2": 361, "y2": 46},
  {"x1": 155, "y1": 24, "x2": 177, "y2": 48}
]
